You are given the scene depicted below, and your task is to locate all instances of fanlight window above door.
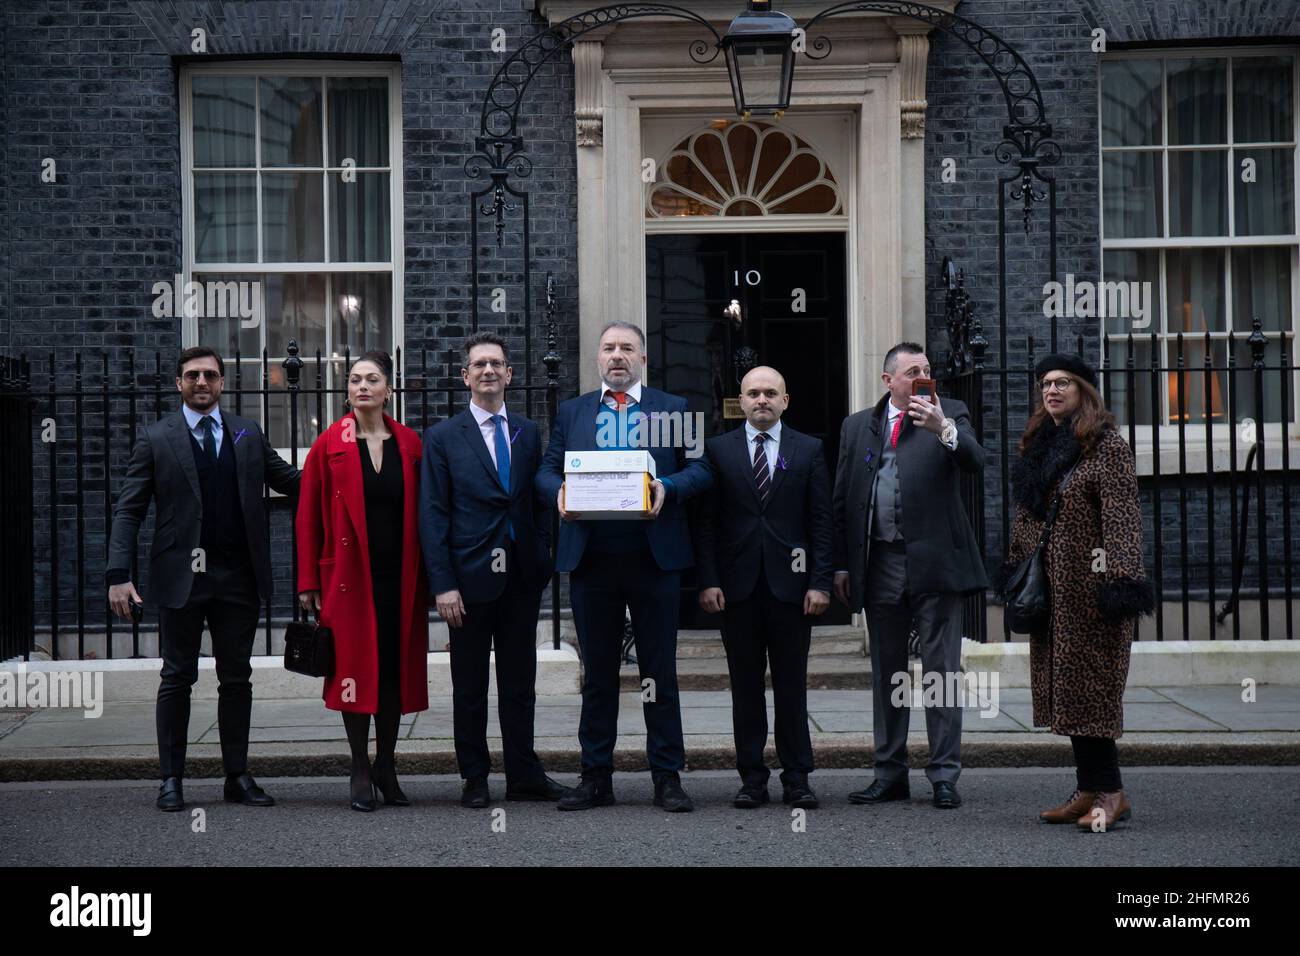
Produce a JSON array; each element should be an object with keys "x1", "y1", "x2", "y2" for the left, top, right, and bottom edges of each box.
[{"x1": 647, "y1": 121, "x2": 843, "y2": 218}]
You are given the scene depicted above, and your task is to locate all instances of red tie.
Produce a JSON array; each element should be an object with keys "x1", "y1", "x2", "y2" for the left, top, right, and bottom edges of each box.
[
  {"x1": 890, "y1": 412, "x2": 903, "y2": 449},
  {"x1": 610, "y1": 390, "x2": 628, "y2": 410}
]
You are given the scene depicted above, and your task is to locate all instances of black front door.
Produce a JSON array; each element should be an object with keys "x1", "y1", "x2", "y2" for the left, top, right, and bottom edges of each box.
[{"x1": 646, "y1": 231, "x2": 850, "y2": 627}]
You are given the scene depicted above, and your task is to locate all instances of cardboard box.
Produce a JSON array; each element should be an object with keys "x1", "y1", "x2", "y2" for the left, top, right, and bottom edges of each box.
[{"x1": 563, "y1": 450, "x2": 657, "y2": 520}]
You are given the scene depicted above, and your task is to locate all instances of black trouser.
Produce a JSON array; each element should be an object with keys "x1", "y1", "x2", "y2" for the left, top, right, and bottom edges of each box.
[
  {"x1": 448, "y1": 544, "x2": 546, "y2": 784},
  {"x1": 1071, "y1": 735, "x2": 1122, "y2": 791},
  {"x1": 720, "y1": 574, "x2": 814, "y2": 787},
  {"x1": 156, "y1": 556, "x2": 261, "y2": 780},
  {"x1": 570, "y1": 549, "x2": 684, "y2": 782}
]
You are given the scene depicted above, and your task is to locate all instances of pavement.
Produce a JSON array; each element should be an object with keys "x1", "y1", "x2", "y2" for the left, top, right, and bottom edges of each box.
[
  {"x1": 2, "y1": 768, "x2": 1297, "y2": 866},
  {"x1": 2, "y1": 684, "x2": 1300, "y2": 781}
]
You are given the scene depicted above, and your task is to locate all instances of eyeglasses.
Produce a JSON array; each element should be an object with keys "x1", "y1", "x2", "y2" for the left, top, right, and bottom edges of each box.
[
  {"x1": 182, "y1": 370, "x2": 222, "y2": 382},
  {"x1": 466, "y1": 360, "x2": 507, "y2": 371},
  {"x1": 1040, "y1": 377, "x2": 1075, "y2": 393}
]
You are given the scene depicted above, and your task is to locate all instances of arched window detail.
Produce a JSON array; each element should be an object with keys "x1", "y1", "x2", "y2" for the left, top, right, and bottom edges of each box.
[{"x1": 646, "y1": 121, "x2": 843, "y2": 218}]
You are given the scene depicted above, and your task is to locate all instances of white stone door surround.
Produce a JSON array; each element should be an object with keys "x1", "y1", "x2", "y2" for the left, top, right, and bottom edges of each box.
[{"x1": 537, "y1": 1, "x2": 950, "y2": 403}]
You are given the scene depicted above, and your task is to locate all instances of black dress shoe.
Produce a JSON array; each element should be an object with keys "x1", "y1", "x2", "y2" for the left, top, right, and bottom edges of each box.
[
  {"x1": 506, "y1": 774, "x2": 574, "y2": 802},
  {"x1": 932, "y1": 781, "x2": 962, "y2": 809},
  {"x1": 156, "y1": 777, "x2": 184, "y2": 812},
  {"x1": 461, "y1": 776, "x2": 490, "y2": 809},
  {"x1": 557, "y1": 777, "x2": 615, "y2": 811},
  {"x1": 653, "y1": 775, "x2": 694, "y2": 813},
  {"x1": 371, "y1": 757, "x2": 410, "y2": 807},
  {"x1": 782, "y1": 781, "x2": 820, "y2": 809},
  {"x1": 350, "y1": 770, "x2": 377, "y2": 813},
  {"x1": 733, "y1": 784, "x2": 770, "y2": 809},
  {"x1": 847, "y1": 778, "x2": 910, "y2": 804},
  {"x1": 224, "y1": 772, "x2": 275, "y2": 807}
]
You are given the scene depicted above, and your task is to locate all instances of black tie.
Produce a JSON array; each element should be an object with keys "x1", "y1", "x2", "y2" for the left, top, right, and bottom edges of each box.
[
  {"x1": 753, "y1": 432, "x2": 770, "y2": 503},
  {"x1": 198, "y1": 416, "x2": 216, "y2": 462}
]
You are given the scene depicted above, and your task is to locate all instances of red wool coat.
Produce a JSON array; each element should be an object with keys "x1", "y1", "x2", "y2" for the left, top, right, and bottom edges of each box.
[{"x1": 296, "y1": 413, "x2": 429, "y2": 714}]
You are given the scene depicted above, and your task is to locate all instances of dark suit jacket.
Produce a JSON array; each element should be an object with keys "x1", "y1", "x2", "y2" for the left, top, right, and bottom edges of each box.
[
  {"x1": 106, "y1": 408, "x2": 300, "y2": 608},
  {"x1": 695, "y1": 424, "x2": 834, "y2": 604},
  {"x1": 419, "y1": 408, "x2": 553, "y2": 603},
  {"x1": 537, "y1": 386, "x2": 713, "y2": 573},
  {"x1": 832, "y1": 393, "x2": 987, "y2": 609}
]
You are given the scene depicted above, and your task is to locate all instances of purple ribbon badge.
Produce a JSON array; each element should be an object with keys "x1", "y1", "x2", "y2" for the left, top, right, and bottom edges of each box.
[
  {"x1": 863, "y1": 449, "x2": 873, "y2": 466},
  {"x1": 509, "y1": 426, "x2": 523, "y2": 445},
  {"x1": 233, "y1": 428, "x2": 248, "y2": 446},
  {"x1": 777, "y1": 454, "x2": 790, "y2": 472}
]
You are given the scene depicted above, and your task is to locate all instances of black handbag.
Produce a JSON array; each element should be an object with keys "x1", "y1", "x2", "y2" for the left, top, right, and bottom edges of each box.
[
  {"x1": 1004, "y1": 462, "x2": 1079, "y2": 635},
  {"x1": 283, "y1": 616, "x2": 335, "y2": 678}
]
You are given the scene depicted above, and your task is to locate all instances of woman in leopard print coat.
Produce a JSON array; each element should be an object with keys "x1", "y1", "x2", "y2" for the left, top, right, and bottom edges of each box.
[{"x1": 992, "y1": 353, "x2": 1153, "y2": 831}]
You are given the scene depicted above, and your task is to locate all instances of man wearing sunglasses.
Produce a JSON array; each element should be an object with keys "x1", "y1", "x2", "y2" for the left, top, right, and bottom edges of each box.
[{"x1": 106, "y1": 346, "x2": 299, "y2": 812}]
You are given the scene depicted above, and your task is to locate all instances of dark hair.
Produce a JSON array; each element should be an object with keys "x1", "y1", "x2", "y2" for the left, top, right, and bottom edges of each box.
[
  {"x1": 883, "y1": 341, "x2": 926, "y2": 374},
  {"x1": 599, "y1": 320, "x2": 646, "y2": 349},
  {"x1": 463, "y1": 331, "x2": 510, "y2": 366},
  {"x1": 1018, "y1": 373, "x2": 1116, "y2": 458},
  {"x1": 176, "y1": 346, "x2": 225, "y2": 380},
  {"x1": 350, "y1": 350, "x2": 393, "y2": 383}
]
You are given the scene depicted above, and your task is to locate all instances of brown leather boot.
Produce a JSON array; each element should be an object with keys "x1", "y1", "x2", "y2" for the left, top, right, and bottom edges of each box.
[
  {"x1": 1039, "y1": 789, "x2": 1097, "y2": 823},
  {"x1": 1076, "y1": 790, "x2": 1132, "y2": 831}
]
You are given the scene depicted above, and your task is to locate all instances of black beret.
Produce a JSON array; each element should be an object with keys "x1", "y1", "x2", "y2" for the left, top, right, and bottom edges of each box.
[{"x1": 1034, "y1": 352, "x2": 1098, "y2": 390}]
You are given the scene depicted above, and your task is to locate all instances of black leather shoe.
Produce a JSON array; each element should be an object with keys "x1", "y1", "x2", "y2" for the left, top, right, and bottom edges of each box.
[
  {"x1": 224, "y1": 772, "x2": 275, "y2": 807},
  {"x1": 932, "y1": 781, "x2": 962, "y2": 809},
  {"x1": 733, "y1": 784, "x2": 769, "y2": 809},
  {"x1": 557, "y1": 777, "x2": 615, "y2": 811},
  {"x1": 156, "y1": 777, "x2": 184, "y2": 812},
  {"x1": 371, "y1": 757, "x2": 410, "y2": 807},
  {"x1": 848, "y1": 778, "x2": 910, "y2": 804},
  {"x1": 350, "y1": 767, "x2": 377, "y2": 813},
  {"x1": 653, "y1": 775, "x2": 694, "y2": 813},
  {"x1": 506, "y1": 774, "x2": 574, "y2": 802},
  {"x1": 783, "y1": 781, "x2": 820, "y2": 809},
  {"x1": 461, "y1": 776, "x2": 490, "y2": 809}
]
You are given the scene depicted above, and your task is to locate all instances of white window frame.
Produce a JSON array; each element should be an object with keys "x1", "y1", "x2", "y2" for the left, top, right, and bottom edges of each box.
[
  {"x1": 179, "y1": 60, "x2": 405, "y2": 456},
  {"x1": 1098, "y1": 46, "x2": 1300, "y2": 474}
]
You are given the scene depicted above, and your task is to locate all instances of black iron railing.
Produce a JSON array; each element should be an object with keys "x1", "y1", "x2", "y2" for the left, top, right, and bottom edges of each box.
[{"x1": 0, "y1": 341, "x2": 566, "y2": 662}]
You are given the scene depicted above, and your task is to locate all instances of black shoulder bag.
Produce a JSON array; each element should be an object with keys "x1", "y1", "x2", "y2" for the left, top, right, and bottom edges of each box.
[
  {"x1": 1004, "y1": 461, "x2": 1079, "y2": 635},
  {"x1": 284, "y1": 612, "x2": 335, "y2": 678}
]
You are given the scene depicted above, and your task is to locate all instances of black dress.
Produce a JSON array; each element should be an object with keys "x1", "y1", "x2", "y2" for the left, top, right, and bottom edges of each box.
[{"x1": 359, "y1": 434, "x2": 404, "y2": 710}]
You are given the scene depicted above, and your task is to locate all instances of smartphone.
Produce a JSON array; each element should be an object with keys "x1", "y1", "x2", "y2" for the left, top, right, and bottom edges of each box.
[{"x1": 911, "y1": 377, "x2": 935, "y2": 402}]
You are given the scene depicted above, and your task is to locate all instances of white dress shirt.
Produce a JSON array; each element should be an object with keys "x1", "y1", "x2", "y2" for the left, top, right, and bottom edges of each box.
[
  {"x1": 600, "y1": 380, "x2": 642, "y2": 409},
  {"x1": 469, "y1": 400, "x2": 510, "y2": 469},
  {"x1": 183, "y1": 403, "x2": 223, "y2": 457},
  {"x1": 744, "y1": 419, "x2": 782, "y2": 481},
  {"x1": 887, "y1": 398, "x2": 958, "y2": 451}
]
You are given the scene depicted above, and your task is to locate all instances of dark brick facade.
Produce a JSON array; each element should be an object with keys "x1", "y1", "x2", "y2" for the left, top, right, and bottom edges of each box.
[
  {"x1": 1, "y1": 0, "x2": 577, "y2": 637},
  {"x1": 2, "y1": 0, "x2": 1296, "y2": 645},
  {"x1": 923, "y1": 0, "x2": 1300, "y2": 603}
]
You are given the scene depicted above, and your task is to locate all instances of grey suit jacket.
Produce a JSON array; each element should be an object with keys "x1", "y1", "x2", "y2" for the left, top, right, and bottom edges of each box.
[
  {"x1": 106, "y1": 408, "x2": 300, "y2": 608},
  {"x1": 831, "y1": 393, "x2": 987, "y2": 609}
]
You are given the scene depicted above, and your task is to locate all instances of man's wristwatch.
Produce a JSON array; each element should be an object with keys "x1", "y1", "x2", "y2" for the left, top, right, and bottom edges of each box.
[{"x1": 939, "y1": 418, "x2": 957, "y2": 445}]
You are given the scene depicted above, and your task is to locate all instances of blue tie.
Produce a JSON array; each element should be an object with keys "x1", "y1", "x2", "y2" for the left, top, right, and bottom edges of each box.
[{"x1": 491, "y1": 415, "x2": 514, "y2": 539}]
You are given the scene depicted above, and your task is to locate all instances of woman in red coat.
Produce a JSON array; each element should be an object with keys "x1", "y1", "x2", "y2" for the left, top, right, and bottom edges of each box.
[{"x1": 296, "y1": 351, "x2": 429, "y2": 810}]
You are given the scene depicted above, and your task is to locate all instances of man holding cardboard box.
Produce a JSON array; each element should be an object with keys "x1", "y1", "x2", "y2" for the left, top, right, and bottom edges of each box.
[{"x1": 538, "y1": 321, "x2": 713, "y2": 812}]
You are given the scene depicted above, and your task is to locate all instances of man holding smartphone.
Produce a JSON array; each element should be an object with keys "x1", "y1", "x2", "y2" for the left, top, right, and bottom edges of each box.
[{"x1": 831, "y1": 342, "x2": 987, "y2": 809}]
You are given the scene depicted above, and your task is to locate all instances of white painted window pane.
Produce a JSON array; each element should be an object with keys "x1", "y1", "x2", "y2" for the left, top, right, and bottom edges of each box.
[
  {"x1": 1101, "y1": 59, "x2": 1162, "y2": 147},
  {"x1": 192, "y1": 76, "x2": 256, "y2": 168},
  {"x1": 1168, "y1": 150, "x2": 1227, "y2": 237},
  {"x1": 1168, "y1": 58, "x2": 1227, "y2": 146},
  {"x1": 329, "y1": 172, "x2": 391, "y2": 261},
  {"x1": 1103, "y1": 151, "x2": 1163, "y2": 238},
  {"x1": 194, "y1": 172, "x2": 258, "y2": 261},
  {"x1": 262, "y1": 172, "x2": 325, "y2": 261},
  {"x1": 1234, "y1": 148, "x2": 1294, "y2": 235},
  {"x1": 328, "y1": 77, "x2": 389, "y2": 167},
  {"x1": 259, "y1": 76, "x2": 322, "y2": 168}
]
